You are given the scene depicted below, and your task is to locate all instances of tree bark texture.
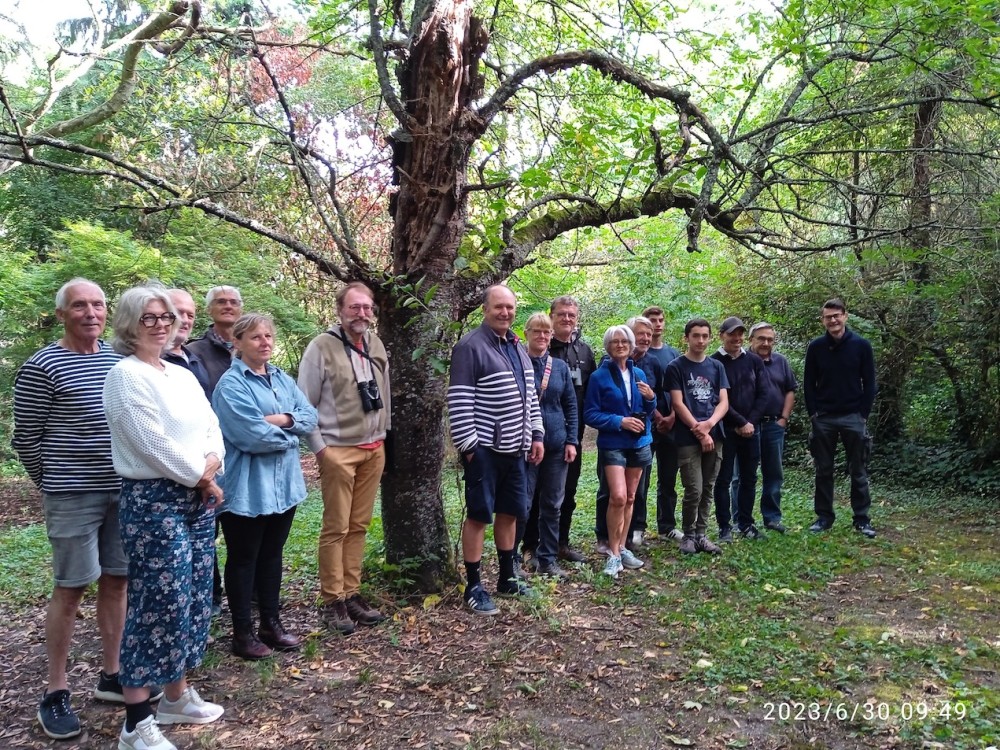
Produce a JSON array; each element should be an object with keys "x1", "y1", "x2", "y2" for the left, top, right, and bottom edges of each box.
[{"x1": 379, "y1": 0, "x2": 487, "y2": 591}]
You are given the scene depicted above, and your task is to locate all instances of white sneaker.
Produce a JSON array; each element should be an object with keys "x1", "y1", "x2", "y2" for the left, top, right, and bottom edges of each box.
[
  {"x1": 630, "y1": 530, "x2": 645, "y2": 548},
  {"x1": 666, "y1": 529, "x2": 684, "y2": 541},
  {"x1": 119, "y1": 716, "x2": 176, "y2": 750},
  {"x1": 620, "y1": 547, "x2": 645, "y2": 569},
  {"x1": 156, "y1": 687, "x2": 224, "y2": 726},
  {"x1": 602, "y1": 555, "x2": 621, "y2": 578}
]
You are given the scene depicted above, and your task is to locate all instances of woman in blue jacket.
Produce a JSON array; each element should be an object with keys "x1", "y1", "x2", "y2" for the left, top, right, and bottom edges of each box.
[
  {"x1": 212, "y1": 314, "x2": 318, "y2": 660},
  {"x1": 584, "y1": 325, "x2": 656, "y2": 577}
]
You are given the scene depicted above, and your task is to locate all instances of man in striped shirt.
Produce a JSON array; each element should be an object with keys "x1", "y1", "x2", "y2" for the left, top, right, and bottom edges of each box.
[
  {"x1": 12, "y1": 278, "x2": 132, "y2": 740},
  {"x1": 448, "y1": 285, "x2": 544, "y2": 615}
]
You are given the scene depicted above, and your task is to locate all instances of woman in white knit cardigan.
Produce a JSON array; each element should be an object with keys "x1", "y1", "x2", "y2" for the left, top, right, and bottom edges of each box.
[{"x1": 102, "y1": 285, "x2": 226, "y2": 750}]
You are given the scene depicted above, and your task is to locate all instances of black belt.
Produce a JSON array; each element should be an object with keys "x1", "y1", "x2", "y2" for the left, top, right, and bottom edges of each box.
[{"x1": 761, "y1": 415, "x2": 783, "y2": 422}]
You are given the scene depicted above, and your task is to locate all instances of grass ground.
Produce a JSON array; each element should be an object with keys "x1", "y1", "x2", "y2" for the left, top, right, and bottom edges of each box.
[{"x1": 0, "y1": 451, "x2": 996, "y2": 749}]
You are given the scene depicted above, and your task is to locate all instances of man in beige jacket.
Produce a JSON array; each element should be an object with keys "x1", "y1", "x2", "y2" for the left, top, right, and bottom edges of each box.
[{"x1": 298, "y1": 282, "x2": 391, "y2": 634}]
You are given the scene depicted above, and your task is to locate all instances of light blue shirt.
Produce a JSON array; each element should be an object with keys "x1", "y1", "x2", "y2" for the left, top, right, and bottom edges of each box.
[{"x1": 213, "y1": 358, "x2": 318, "y2": 517}]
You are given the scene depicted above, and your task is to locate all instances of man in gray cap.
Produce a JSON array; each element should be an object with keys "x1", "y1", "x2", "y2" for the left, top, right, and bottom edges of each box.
[{"x1": 710, "y1": 317, "x2": 770, "y2": 541}]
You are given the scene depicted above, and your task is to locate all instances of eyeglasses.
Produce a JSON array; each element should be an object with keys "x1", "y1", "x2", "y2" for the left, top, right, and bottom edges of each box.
[
  {"x1": 554, "y1": 311, "x2": 578, "y2": 319},
  {"x1": 347, "y1": 304, "x2": 375, "y2": 314},
  {"x1": 610, "y1": 339, "x2": 631, "y2": 346},
  {"x1": 822, "y1": 312, "x2": 844, "y2": 321},
  {"x1": 526, "y1": 329, "x2": 553, "y2": 336},
  {"x1": 211, "y1": 297, "x2": 241, "y2": 306},
  {"x1": 139, "y1": 313, "x2": 177, "y2": 327}
]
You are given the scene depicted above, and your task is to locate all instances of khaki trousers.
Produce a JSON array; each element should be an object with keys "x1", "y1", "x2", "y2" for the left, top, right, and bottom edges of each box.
[{"x1": 317, "y1": 445, "x2": 385, "y2": 603}]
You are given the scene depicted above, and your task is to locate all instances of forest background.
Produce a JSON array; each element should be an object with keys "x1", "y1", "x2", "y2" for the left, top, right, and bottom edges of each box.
[{"x1": 1, "y1": 0, "x2": 998, "y2": 586}]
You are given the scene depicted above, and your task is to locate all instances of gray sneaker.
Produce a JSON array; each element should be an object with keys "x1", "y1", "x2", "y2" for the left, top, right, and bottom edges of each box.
[
  {"x1": 678, "y1": 536, "x2": 697, "y2": 554},
  {"x1": 718, "y1": 526, "x2": 733, "y2": 543},
  {"x1": 619, "y1": 547, "x2": 645, "y2": 569},
  {"x1": 537, "y1": 560, "x2": 569, "y2": 579},
  {"x1": 695, "y1": 536, "x2": 723, "y2": 555}
]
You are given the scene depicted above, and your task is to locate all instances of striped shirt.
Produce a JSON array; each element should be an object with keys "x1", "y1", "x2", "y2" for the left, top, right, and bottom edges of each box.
[
  {"x1": 12, "y1": 341, "x2": 122, "y2": 493},
  {"x1": 448, "y1": 323, "x2": 543, "y2": 454}
]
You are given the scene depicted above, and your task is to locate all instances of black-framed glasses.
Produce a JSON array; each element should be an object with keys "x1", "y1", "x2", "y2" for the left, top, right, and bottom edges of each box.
[{"x1": 139, "y1": 312, "x2": 177, "y2": 328}]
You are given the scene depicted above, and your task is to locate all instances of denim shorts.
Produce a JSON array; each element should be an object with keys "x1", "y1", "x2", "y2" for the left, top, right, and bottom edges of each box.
[
  {"x1": 42, "y1": 491, "x2": 128, "y2": 587},
  {"x1": 599, "y1": 444, "x2": 653, "y2": 469},
  {"x1": 461, "y1": 446, "x2": 529, "y2": 524}
]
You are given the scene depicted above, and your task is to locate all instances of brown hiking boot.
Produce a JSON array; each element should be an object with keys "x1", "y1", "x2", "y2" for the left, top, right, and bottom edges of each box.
[
  {"x1": 695, "y1": 535, "x2": 723, "y2": 555},
  {"x1": 678, "y1": 536, "x2": 697, "y2": 554},
  {"x1": 232, "y1": 629, "x2": 273, "y2": 660},
  {"x1": 344, "y1": 594, "x2": 386, "y2": 626},
  {"x1": 321, "y1": 600, "x2": 356, "y2": 634},
  {"x1": 258, "y1": 617, "x2": 302, "y2": 651}
]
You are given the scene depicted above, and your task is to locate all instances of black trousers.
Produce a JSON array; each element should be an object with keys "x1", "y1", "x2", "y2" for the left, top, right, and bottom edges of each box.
[{"x1": 219, "y1": 507, "x2": 297, "y2": 629}]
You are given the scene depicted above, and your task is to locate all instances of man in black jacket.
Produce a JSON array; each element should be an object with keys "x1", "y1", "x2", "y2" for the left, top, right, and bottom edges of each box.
[
  {"x1": 711, "y1": 317, "x2": 770, "y2": 541},
  {"x1": 547, "y1": 296, "x2": 597, "y2": 561},
  {"x1": 804, "y1": 299, "x2": 878, "y2": 538}
]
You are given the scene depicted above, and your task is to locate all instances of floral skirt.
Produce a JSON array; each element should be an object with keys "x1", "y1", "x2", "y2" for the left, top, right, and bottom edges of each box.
[{"x1": 118, "y1": 478, "x2": 215, "y2": 688}]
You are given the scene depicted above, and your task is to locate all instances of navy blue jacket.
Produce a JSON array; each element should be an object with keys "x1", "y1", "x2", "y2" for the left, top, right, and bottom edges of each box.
[
  {"x1": 710, "y1": 348, "x2": 770, "y2": 428},
  {"x1": 584, "y1": 359, "x2": 655, "y2": 450},
  {"x1": 528, "y1": 353, "x2": 579, "y2": 453},
  {"x1": 804, "y1": 328, "x2": 877, "y2": 418}
]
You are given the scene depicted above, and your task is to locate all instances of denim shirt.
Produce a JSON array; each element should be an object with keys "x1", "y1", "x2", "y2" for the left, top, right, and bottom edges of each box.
[{"x1": 213, "y1": 358, "x2": 318, "y2": 517}]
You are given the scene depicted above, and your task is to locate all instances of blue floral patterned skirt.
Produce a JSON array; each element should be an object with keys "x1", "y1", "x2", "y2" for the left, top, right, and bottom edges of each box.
[{"x1": 118, "y1": 478, "x2": 215, "y2": 688}]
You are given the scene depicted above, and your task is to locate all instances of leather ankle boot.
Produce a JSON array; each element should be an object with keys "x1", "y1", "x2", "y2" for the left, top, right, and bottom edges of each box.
[
  {"x1": 259, "y1": 617, "x2": 302, "y2": 651},
  {"x1": 232, "y1": 626, "x2": 273, "y2": 660}
]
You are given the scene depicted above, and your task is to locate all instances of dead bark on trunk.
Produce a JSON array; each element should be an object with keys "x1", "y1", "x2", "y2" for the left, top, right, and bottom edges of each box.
[{"x1": 377, "y1": 0, "x2": 489, "y2": 591}]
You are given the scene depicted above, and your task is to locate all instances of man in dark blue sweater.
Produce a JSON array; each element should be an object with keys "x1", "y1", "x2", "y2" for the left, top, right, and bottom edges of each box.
[
  {"x1": 803, "y1": 299, "x2": 878, "y2": 538},
  {"x1": 711, "y1": 317, "x2": 770, "y2": 541}
]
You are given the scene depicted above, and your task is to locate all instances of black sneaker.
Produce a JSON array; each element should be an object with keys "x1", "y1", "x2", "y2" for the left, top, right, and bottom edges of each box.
[
  {"x1": 37, "y1": 690, "x2": 81, "y2": 740},
  {"x1": 854, "y1": 522, "x2": 877, "y2": 539},
  {"x1": 496, "y1": 576, "x2": 531, "y2": 597},
  {"x1": 764, "y1": 521, "x2": 787, "y2": 533},
  {"x1": 739, "y1": 524, "x2": 764, "y2": 540},
  {"x1": 809, "y1": 519, "x2": 833, "y2": 533},
  {"x1": 95, "y1": 671, "x2": 164, "y2": 704},
  {"x1": 718, "y1": 526, "x2": 734, "y2": 543},
  {"x1": 464, "y1": 583, "x2": 499, "y2": 616}
]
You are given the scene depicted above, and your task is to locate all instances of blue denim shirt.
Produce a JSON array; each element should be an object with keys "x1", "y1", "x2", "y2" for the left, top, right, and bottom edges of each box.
[{"x1": 213, "y1": 359, "x2": 318, "y2": 517}]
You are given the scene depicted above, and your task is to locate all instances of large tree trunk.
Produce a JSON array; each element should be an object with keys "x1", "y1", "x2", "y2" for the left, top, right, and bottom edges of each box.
[
  {"x1": 377, "y1": 0, "x2": 488, "y2": 592},
  {"x1": 378, "y1": 301, "x2": 453, "y2": 592}
]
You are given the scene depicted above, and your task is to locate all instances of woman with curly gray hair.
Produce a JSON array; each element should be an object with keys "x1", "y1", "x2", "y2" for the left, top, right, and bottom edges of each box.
[{"x1": 102, "y1": 285, "x2": 226, "y2": 750}]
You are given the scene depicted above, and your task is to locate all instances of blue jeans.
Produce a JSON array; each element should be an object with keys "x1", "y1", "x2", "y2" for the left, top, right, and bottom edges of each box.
[
  {"x1": 809, "y1": 413, "x2": 872, "y2": 524},
  {"x1": 714, "y1": 431, "x2": 761, "y2": 531},
  {"x1": 519, "y1": 451, "x2": 570, "y2": 565},
  {"x1": 758, "y1": 419, "x2": 786, "y2": 525}
]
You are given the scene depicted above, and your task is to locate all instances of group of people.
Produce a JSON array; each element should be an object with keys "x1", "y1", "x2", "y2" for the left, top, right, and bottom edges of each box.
[
  {"x1": 13, "y1": 279, "x2": 390, "y2": 749},
  {"x1": 13, "y1": 276, "x2": 878, "y2": 744},
  {"x1": 448, "y1": 287, "x2": 878, "y2": 614}
]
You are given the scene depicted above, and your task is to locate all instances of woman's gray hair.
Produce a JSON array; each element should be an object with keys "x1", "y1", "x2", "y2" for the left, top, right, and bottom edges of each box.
[
  {"x1": 603, "y1": 324, "x2": 635, "y2": 355},
  {"x1": 110, "y1": 286, "x2": 179, "y2": 355}
]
